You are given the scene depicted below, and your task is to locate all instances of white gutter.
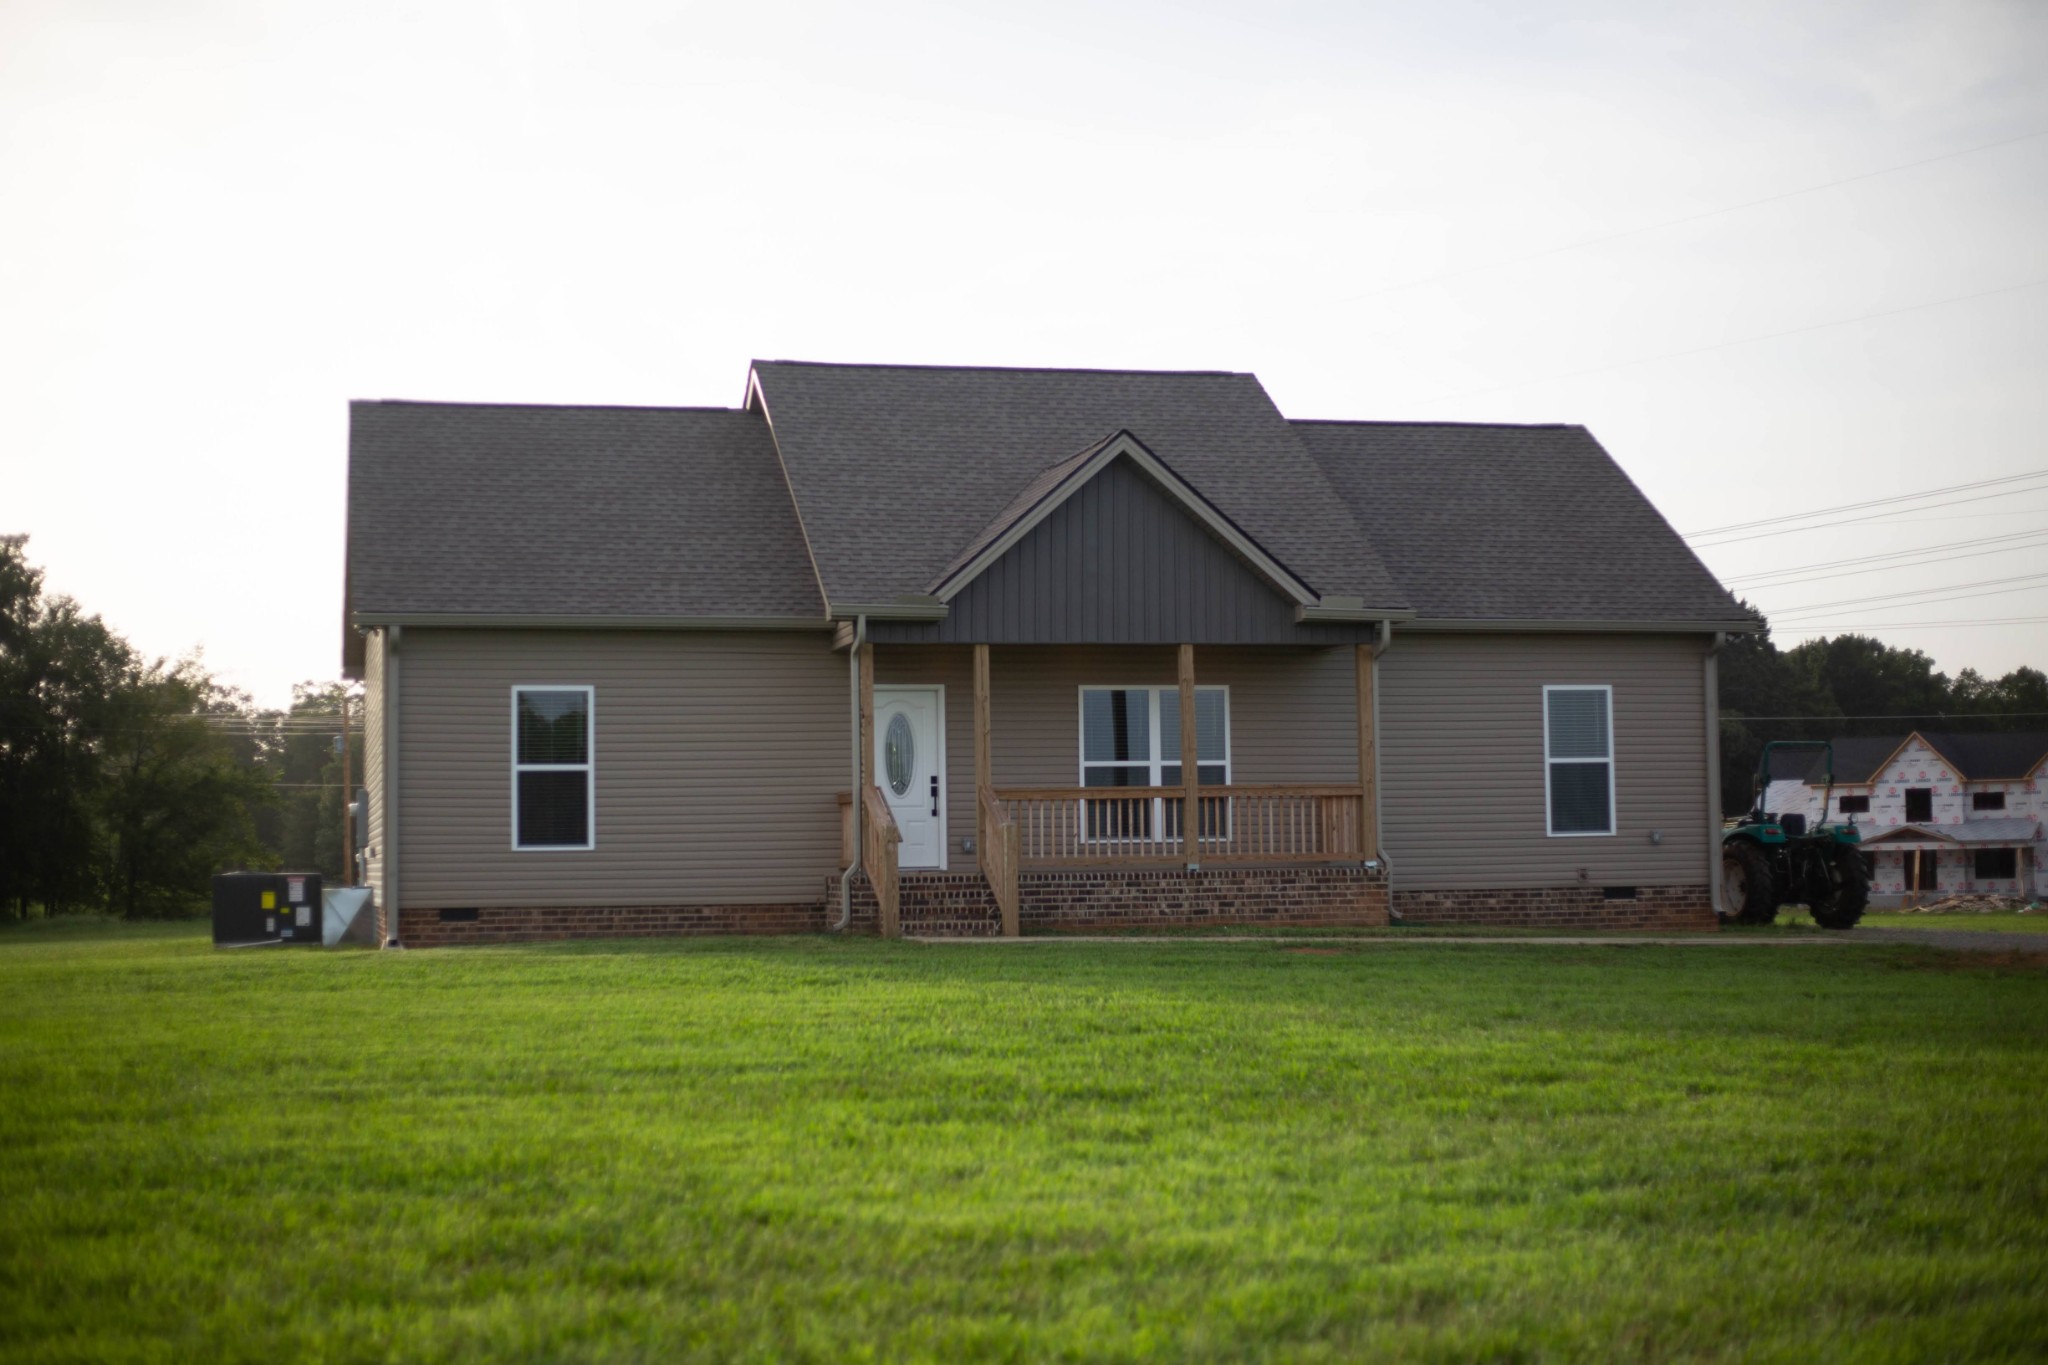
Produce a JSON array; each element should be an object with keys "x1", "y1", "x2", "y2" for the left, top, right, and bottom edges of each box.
[
  {"x1": 1371, "y1": 619, "x2": 1393, "y2": 890},
  {"x1": 383, "y1": 625, "x2": 402, "y2": 948},
  {"x1": 1704, "y1": 631, "x2": 1728, "y2": 915},
  {"x1": 833, "y1": 614, "x2": 867, "y2": 930}
]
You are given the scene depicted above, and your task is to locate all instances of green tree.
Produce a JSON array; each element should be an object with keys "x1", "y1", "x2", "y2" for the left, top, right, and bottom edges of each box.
[
  {"x1": 98, "y1": 660, "x2": 274, "y2": 919},
  {"x1": 0, "y1": 537, "x2": 132, "y2": 918}
]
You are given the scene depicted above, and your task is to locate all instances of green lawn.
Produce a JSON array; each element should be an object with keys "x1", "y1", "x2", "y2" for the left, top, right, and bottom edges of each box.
[
  {"x1": 4, "y1": 921, "x2": 2046, "y2": 1362},
  {"x1": 1784, "y1": 910, "x2": 2048, "y2": 933}
]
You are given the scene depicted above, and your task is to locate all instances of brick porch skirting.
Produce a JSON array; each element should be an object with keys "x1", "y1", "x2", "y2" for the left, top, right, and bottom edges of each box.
[
  {"x1": 846, "y1": 864, "x2": 1389, "y2": 936},
  {"x1": 1391, "y1": 884, "x2": 1716, "y2": 931},
  {"x1": 1021, "y1": 865, "x2": 1388, "y2": 933}
]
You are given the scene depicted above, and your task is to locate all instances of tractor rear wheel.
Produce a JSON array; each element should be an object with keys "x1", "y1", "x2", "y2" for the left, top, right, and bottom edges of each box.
[
  {"x1": 1808, "y1": 847, "x2": 1870, "y2": 930},
  {"x1": 1719, "y1": 840, "x2": 1777, "y2": 925}
]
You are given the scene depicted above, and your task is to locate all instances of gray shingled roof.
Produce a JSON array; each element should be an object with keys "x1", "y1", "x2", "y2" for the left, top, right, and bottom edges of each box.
[
  {"x1": 345, "y1": 402, "x2": 824, "y2": 642},
  {"x1": 749, "y1": 362, "x2": 1409, "y2": 612},
  {"x1": 1293, "y1": 421, "x2": 1755, "y2": 625},
  {"x1": 1814, "y1": 732, "x2": 2048, "y2": 783}
]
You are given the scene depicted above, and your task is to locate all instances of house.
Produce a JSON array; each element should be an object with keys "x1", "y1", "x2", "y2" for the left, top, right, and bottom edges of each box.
[
  {"x1": 343, "y1": 361, "x2": 1759, "y2": 945},
  {"x1": 1763, "y1": 732, "x2": 2048, "y2": 903}
]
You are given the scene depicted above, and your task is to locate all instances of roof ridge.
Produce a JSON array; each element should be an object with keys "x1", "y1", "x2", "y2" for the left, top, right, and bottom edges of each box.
[
  {"x1": 353, "y1": 399, "x2": 745, "y2": 414},
  {"x1": 1291, "y1": 417, "x2": 1583, "y2": 430},
  {"x1": 750, "y1": 358, "x2": 1254, "y2": 378}
]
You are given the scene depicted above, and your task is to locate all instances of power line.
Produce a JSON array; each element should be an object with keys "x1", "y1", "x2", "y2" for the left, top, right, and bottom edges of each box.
[
  {"x1": 1770, "y1": 571, "x2": 2048, "y2": 620},
  {"x1": 1693, "y1": 484, "x2": 2048, "y2": 548},
  {"x1": 1725, "y1": 533, "x2": 2048, "y2": 589},
  {"x1": 1775, "y1": 617, "x2": 2048, "y2": 630},
  {"x1": 1688, "y1": 468, "x2": 2048, "y2": 538},
  {"x1": 1409, "y1": 276, "x2": 2048, "y2": 406},
  {"x1": 1336, "y1": 128, "x2": 2048, "y2": 305}
]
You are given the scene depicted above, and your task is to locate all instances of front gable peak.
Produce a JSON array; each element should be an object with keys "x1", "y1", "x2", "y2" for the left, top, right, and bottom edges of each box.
[{"x1": 930, "y1": 430, "x2": 1319, "y2": 611}]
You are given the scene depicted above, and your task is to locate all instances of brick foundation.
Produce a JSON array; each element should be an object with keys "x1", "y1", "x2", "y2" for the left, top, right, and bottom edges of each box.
[
  {"x1": 393, "y1": 873, "x2": 1703, "y2": 945},
  {"x1": 1391, "y1": 883, "x2": 1716, "y2": 931},
  {"x1": 398, "y1": 900, "x2": 846, "y2": 947}
]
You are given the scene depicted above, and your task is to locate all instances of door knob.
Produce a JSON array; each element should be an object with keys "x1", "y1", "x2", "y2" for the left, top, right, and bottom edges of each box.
[{"x1": 930, "y1": 774, "x2": 939, "y2": 817}]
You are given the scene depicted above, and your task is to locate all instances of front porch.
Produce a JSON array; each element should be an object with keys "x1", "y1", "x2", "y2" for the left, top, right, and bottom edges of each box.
[{"x1": 846, "y1": 640, "x2": 1386, "y2": 937}]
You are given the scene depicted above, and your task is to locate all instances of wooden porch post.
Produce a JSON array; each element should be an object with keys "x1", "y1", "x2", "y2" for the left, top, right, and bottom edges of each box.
[
  {"x1": 1356, "y1": 643, "x2": 1378, "y2": 861},
  {"x1": 858, "y1": 641, "x2": 875, "y2": 796},
  {"x1": 1178, "y1": 644, "x2": 1199, "y2": 866},
  {"x1": 973, "y1": 644, "x2": 991, "y2": 805}
]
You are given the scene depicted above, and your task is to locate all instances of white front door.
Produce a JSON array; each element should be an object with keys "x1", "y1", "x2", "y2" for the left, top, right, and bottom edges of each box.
[{"x1": 874, "y1": 686, "x2": 946, "y2": 870}]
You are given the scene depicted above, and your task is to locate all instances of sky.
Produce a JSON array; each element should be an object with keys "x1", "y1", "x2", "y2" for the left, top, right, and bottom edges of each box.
[{"x1": 3, "y1": 0, "x2": 2045, "y2": 707}]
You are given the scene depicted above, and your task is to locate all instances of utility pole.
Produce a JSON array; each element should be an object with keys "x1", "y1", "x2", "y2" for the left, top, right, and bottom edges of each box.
[{"x1": 340, "y1": 694, "x2": 352, "y2": 886}]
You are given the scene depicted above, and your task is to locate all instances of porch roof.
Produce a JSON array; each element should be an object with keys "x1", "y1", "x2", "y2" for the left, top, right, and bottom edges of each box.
[{"x1": 1861, "y1": 817, "x2": 2042, "y2": 848}]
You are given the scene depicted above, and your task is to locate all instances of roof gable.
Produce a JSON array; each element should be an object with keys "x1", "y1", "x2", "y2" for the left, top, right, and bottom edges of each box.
[
  {"x1": 747, "y1": 361, "x2": 1409, "y2": 616},
  {"x1": 932, "y1": 431, "x2": 1317, "y2": 609},
  {"x1": 867, "y1": 448, "x2": 1367, "y2": 645}
]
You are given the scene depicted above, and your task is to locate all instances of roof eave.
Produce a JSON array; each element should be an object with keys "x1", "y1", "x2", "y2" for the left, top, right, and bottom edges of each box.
[
  {"x1": 1398, "y1": 616, "x2": 1764, "y2": 634},
  {"x1": 348, "y1": 611, "x2": 835, "y2": 632}
]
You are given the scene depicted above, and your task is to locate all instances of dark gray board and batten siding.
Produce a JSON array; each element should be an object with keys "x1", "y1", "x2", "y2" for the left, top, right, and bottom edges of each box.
[
  {"x1": 867, "y1": 457, "x2": 1374, "y2": 645},
  {"x1": 1378, "y1": 632, "x2": 1712, "y2": 889}
]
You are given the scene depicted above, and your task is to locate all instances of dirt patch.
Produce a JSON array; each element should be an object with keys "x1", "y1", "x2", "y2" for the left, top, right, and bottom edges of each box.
[{"x1": 1894, "y1": 894, "x2": 2040, "y2": 915}]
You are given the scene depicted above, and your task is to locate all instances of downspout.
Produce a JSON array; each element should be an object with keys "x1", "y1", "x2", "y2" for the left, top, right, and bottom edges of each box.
[
  {"x1": 384, "y1": 624, "x2": 403, "y2": 948},
  {"x1": 833, "y1": 614, "x2": 867, "y2": 930},
  {"x1": 1704, "y1": 631, "x2": 1728, "y2": 917},
  {"x1": 1371, "y1": 619, "x2": 1394, "y2": 897}
]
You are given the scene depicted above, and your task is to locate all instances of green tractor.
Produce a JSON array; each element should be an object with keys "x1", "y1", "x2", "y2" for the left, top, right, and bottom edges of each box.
[{"x1": 1720, "y1": 740, "x2": 1870, "y2": 929}]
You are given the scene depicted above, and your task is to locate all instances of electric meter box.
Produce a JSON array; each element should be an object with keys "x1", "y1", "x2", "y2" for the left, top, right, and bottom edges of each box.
[{"x1": 212, "y1": 872, "x2": 323, "y2": 947}]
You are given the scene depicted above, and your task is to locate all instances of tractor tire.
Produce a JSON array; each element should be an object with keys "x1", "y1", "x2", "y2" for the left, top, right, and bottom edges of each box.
[
  {"x1": 1808, "y1": 848, "x2": 1870, "y2": 931},
  {"x1": 1719, "y1": 840, "x2": 1777, "y2": 925}
]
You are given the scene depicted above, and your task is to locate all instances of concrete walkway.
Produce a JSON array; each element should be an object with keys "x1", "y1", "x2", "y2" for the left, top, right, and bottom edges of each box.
[
  {"x1": 908, "y1": 934, "x2": 1846, "y2": 947},
  {"x1": 912, "y1": 930, "x2": 2047, "y2": 951}
]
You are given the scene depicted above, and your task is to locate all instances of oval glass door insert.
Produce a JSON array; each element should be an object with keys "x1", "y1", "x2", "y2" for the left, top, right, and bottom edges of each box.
[{"x1": 885, "y1": 713, "x2": 914, "y2": 796}]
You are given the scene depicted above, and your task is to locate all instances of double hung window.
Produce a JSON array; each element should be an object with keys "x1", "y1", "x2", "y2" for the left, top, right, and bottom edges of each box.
[
  {"x1": 1543, "y1": 685, "x2": 1614, "y2": 836},
  {"x1": 1079, "y1": 686, "x2": 1228, "y2": 839},
  {"x1": 513, "y1": 686, "x2": 594, "y2": 850}
]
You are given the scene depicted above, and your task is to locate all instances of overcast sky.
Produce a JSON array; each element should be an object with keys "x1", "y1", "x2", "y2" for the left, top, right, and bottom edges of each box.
[{"x1": 4, "y1": 0, "x2": 2045, "y2": 707}]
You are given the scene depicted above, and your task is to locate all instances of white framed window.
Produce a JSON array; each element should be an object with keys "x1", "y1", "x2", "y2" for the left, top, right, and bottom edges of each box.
[
  {"x1": 1078, "y1": 686, "x2": 1229, "y2": 840},
  {"x1": 1543, "y1": 685, "x2": 1614, "y2": 837},
  {"x1": 512, "y1": 685, "x2": 595, "y2": 850}
]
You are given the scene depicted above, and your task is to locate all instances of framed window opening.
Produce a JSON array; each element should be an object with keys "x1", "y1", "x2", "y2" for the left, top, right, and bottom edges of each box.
[
  {"x1": 1077, "y1": 685, "x2": 1230, "y2": 842},
  {"x1": 1904, "y1": 788, "x2": 1933, "y2": 823},
  {"x1": 1837, "y1": 794, "x2": 1871, "y2": 815},
  {"x1": 512, "y1": 685, "x2": 595, "y2": 851},
  {"x1": 1974, "y1": 848, "x2": 2018, "y2": 880},
  {"x1": 1543, "y1": 684, "x2": 1615, "y2": 837},
  {"x1": 1972, "y1": 791, "x2": 2007, "y2": 812}
]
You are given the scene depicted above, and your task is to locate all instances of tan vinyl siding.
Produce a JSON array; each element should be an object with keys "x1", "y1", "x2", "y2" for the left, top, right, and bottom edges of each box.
[
  {"x1": 362, "y1": 629, "x2": 386, "y2": 912},
  {"x1": 1380, "y1": 633, "x2": 1710, "y2": 889},
  {"x1": 876, "y1": 646, "x2": 1359, "y2": 801},
  {"x1": 398, "y1": 629, "x2": 844, "y2": 907}
]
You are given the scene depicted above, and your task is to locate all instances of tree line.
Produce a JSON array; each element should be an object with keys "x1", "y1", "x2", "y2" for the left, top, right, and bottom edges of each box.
[
  {"x1": 1, "y1": 537, "x2": 360, "y2": 920},
  {"x1": 1718, "y1": 602, "x2": 2047, "y2": 814}
]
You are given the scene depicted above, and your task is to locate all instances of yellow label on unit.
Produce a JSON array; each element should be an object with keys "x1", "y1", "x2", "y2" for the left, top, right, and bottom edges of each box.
[{"x1": 261, "y1": 891, "x2": 276, "y2": 910}]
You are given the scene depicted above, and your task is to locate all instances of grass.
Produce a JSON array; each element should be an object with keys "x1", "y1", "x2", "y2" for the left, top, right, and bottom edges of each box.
[
  {"x1": 3, "y1": 920, "x2": 2046, "y2": 1362},
  {"x1": 1777, "y1": 910, "x2": 2048, "y2": 933}
]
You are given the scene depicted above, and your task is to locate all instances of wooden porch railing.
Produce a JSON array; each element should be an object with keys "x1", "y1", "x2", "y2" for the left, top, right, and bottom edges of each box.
[
  {"x1": 992, "y1": 784, "x2": 1367, "y2": 866},
  {"x1": 979, "y1": 784, "x2": 1020, "y2": 936},
  {"x1": 861, "y1": 784, "x2": 901, "y2": 937}
]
